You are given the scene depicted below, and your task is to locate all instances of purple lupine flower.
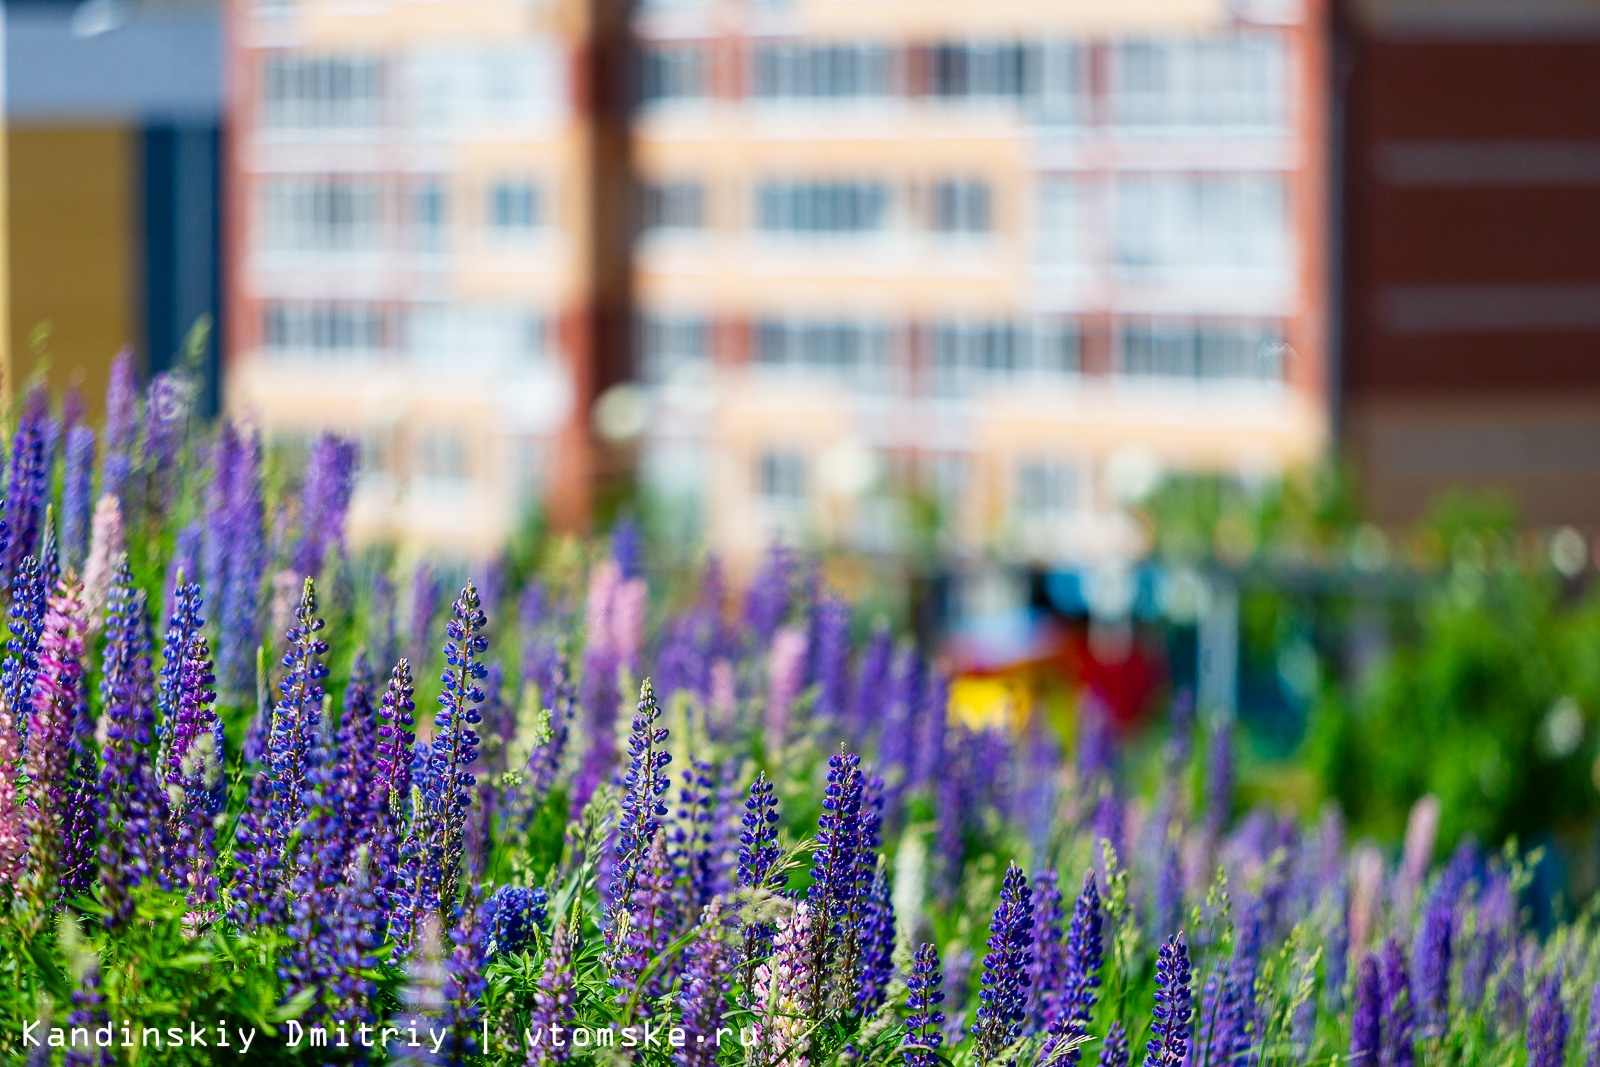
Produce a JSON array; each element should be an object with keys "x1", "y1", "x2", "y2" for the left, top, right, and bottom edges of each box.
[
  {"x1": 1099, "y1": 1021, "x2": 1130, "y2": 1067},
  {"x1": 765, "y1": 626, "x2": 808, "y2": 756},
  {"x1": 155, "y1": 578, "x2": 205, "y2": 775},
  {"x1": 80, "y1": 495, "x2": 123, "y2": 630},
  {"x1": 1412, "y1": 892, "x2": 1452, "y2": 1039},
  {"x1": 752, "y1": 903, "x2": 815, "y2": 1067},
  {"x1": 2, "y1": 387, "x2": 54, "y2": 585},
  {"x1": 95, "y1": 562, "x2": 161, "y2": 923},
  {"x1": 1044, "y1": 871, "x2": 1104, "y2": 1064},
  {"x1": 811, "y1": 594, "x2": 852, "y2": 722},
  {"x1": 1497, "y1": 939, "x2": 1526, "y2": 1036},
  {"x1": 162, "y1": 522, "x2": 201, "y2": 627},
  {"x1": 807, "y1": 746, "x2": 866, "y2": 1010},
  {"x1": 677, "y1": 900, "x2": 733, "y2": 1067},
  {"x1": 743, "y1": 542, "x2": 794, "y2": 648},
  {"x1": 971, "y1": 860, "x2": 1036, "y2": 1059},
  {"x1": 1379, "y1": 936, "x2": 1415, "y2": 1067},
  {"x1": 1091, "y1": 786, "x2": 1124, "y2": 882},
  {"x1": 1028, "y1": 870, "x2": 1068, "y2": 1034},
  {"x1": 851, "y1": 623, "x2": 892, "y2": 742},
  {"x1": 739, "y1": 771, "x2": 783, "y2": 981},
  {"x1": 612, "y1": 517, "x2": 644, "y2": 580},
  {"x1": 1583, "y1": 982, "x2": 1600, "y2": 1067},
  {"x1": 527, "y1": 917, "x2": 579, "y2": 1065},
  {"x1": 294, "y1": 432, "x2": 359, "y2": 577},
  {"x1": 0, "y1": 697, "x2": 24, "y2": 891},
  {"x1": 218, "y1": 429, "x2": 265, "y2": 695},
  {"x1": 1350, "y1": 952, "x2": 1382, "y2": 1064},
  {"x1": 417, "y1": 582, "x2": 490, "y2": 911},
  {"x1": 1144, "y1": 933, "x2": 1192, "y2": 1067},
  {"x1": 609, "y1": 678, "x2": 672, "y2": 933},
  {"x1": 62, "y1": 961, "x2": 110, "y2": 1067},
  {"x1": 409, "y1": 561, "x2": 442, "y2": 662},
  {"x1": 879, "y1": 649, "x2": 924, "y2": 797},
  {"x1": 1528, "y1": 972, "x2": 1568, "y2": 1067},
  {"x1": 611, "y1": 836, "x2": 680, "y2": 1014},
  {"x1": 437, "y1": 901, "x2": 490, "y2": 1063},
  {"x1": 230, "y1": 579, "x2": 329, "y2": 927},
  {"x1": 203, "y1": 425, "x2": 240, "y2": 616},
  {"x1": 101, "y1": 346, "x2": 139, "y2": 505},
  {"x1": 671, "y1": 756, "x2": 720, "y2": 909},
  {"x1": 337, "y1": 652, "x2": 379, "y2": 837},
  {"x1": 165, "y1": 632, "x2": 225, "y2": 914},
  {"x1": 372, "y1": 659, "x2": 417, "y2": 817},
  {"x1": 143, "y1": 371, "x2": 192, "y2": 513},
  {"x1": 903, "y1": 943, "x2": 946, "y2": 1067},
  {"x1": 51, "y1": 702, "x2": 95, "y2": 898},
  {"x1": 933, "y1": 740, "x2": 969, "y2": 905},
  {"x1": 856, "y1": 866, "x2": 896, "y2": 1014},
  {"x1": 911, "y1": 670, "x2": 949, "y2": 793},
  {"x1": 1152, "y1": 831, "x2": 1183, "y2": 943},
  {"x1": 521, "y1": 655, "x2": 575, "y2": 814},
  {"x1": 21, "y1": 577, "x2": 88, "y2": 905},
  {"x1": 282, "y1": 748, "x2": 352, "y2": 1013},
  {"x1": 59, "y1": 425, "x2": 96, "y2": 573},
  {"x1": 2, "y1": 554, "x2": 48, "y2": 740},
  {"x1": 483, "y1": 884, "x2": 548, "y2": 957}
]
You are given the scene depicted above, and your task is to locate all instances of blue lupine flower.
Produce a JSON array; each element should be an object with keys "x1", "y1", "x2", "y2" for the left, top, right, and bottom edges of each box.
[
  {"x1": 971, "y1": 860, "x2": 1036, "y2": 1059},
  {"x1": 856, "y1": 866, "x2": 896, "y2": 1014},
  {"x1": 676, "y1": 900, "x2": 733, "y2": 1067},
  {"x1": 1412, "y1": 891, "x2": 1453, "y2": 1038},
  {"x1": 1350, "y1": 952, "x2": 1381, "y2": 1064},
  {"x1": 1098, "y1": 1021, "x2": 1130, "y2": 1067},
  {"x1": 100, "y1": 347, "x2": 139, "y2": 506},
  {"x1": 807, "y1": 745, "x2": 866, "y2": 1007},
  {"x1": 742, "y1": 542, "x2": 793, "y2": 648},
  {"x1": 483, "y1": 884, "x2": 549, "y2": 957},
  {"x1": 96, "y1": 561, "x2": 162, "y2": 924},
  {"x1": 293, "y1": 433, "x2": 359, "y2": 577},
  {"x1": 1380, "y1": 936, "x2": 1415, "y2": 1067},
  {"x1": 1029, "y1": 869, "x2": 1068, "y2": 1033},
  {"x1": 59, "y1": 425, "x2": 95, "y2": 572},
  {"x1": 811, "y1": 593, "x2": 851, "y2": 721},
  {"x1": 611, "y1": 836, "x2": 679, "y2": 1014},
  {"x1": 1527, "y1": 972, "x2": 1568, "y2": 1067},
  {"x1": 1144, "y1": 933, "x2": 1192, "y2": 1067},
  {"x1": 611, "y1": 677, "x2": 672, "y2": 932},
  {"x1": 1045, "y1": 870, "x2": 1104, "y2": 1063},
  {"x1": 903, "y1": 942, "x2": 946, "y2": 1067},
  {"x1": 3, "y1": 554, "x2": 47, "y2": 741},
  {"x1": 165, "y1": 632, "x2": 225, "y2": 913},
  {"x1": 671, "y1": 756, "x2": 719, "y2": 909},
  {"x1": 527, "y1": 918, "x2": 578, "y2": 1067}
]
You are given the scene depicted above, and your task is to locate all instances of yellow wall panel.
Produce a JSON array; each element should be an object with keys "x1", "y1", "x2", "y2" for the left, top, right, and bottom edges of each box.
[{"x1": 8, "y1": 125, "x2": 136, "y2": 416}]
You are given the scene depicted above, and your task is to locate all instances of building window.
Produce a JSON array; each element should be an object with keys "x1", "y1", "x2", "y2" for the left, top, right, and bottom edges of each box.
[
  {"x1": 262, "y1": 303, "x2": 384, "y2": 361},
  {"x1": 753, "y1": 318, "x2": 891, "y2": 388},
  {"x1": 640, "y1": 315, "x2": 712, "y2": 381},
  {"x1": 414, "y1": 430, "x2": 470, "y2": 486},
  {"x1": 755, "y1": 181, "x2": 891, "y2": 234},
  {"x1": 1112, "y1": 35, "x2": 1288, "y2": 129},
  {"x1": 409, "y1": 304, "x2": 549, "y2": 370},
  {"x1": 1014, "y1": 459, "x2": 1078, "y2": 520},
  {"x1": 411, "y1": 178, "x2": 448, "y2": 251},
  {"x1": 1115, "y1": 173, "x2": 1289, "y2": 281},
  {"x1": 261, "y1": 54, "x2": 383, "y2": 130},
  {"x1": 641, "y1": 181, "x2": 706, "y2": 232},
  {"x1": 929, "y1": 42, "x2": 1037, "y2": 99},
  {"x1": 929, "y1": 320, "x2": 1078, "y2": 396},
  {"x1": 1117, "y1": 319, "x2": 1284, "y2": 382},
  {"x1": 260, "y1": 176, "x2": 382, "y2": 253},
  {"x1": 1035, "y1": 176, "x2": 1084, "y2": 265},
  {"x1": 488, "y1": 180, "x2": 540, "y2": 233},
  {"x1": 641, "y1": 43, "x2": 712, "y2": 104},
  {"x1": 930, "y1": 179, "x2": 991, "y2": 234},
  {"x1": 757, "y1": 450, "x2": 807, "y2": 504},
  {"x1": 751, "y1": 43, "x2": 893, "y2": 100},
  {"x1": 406, "y1": 46, "x2": 565, "y2": 134}
]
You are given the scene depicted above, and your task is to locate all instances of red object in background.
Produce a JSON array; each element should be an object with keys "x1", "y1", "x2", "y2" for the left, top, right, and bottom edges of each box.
[{"x1": 1064, "y1": 627, "x2": 1163, "y2": 729}]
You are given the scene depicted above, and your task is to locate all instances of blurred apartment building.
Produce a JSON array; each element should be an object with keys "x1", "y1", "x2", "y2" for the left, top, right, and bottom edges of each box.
[
  {"x1": 1338, "y1": 0, "x2": 1600, "y2": 528},
  {"x1": 223, "y1": 0, "x2": 1330, "y2": 564},
  {"x1": 633, "y1": 0, "x2": 1332, "y2": 570},
  {"x1": 225, "y1": 0, "x2": 616, "y2": 556},
  {"x1": 7, "y1": 0, "x2": 224, "y2": 413}
]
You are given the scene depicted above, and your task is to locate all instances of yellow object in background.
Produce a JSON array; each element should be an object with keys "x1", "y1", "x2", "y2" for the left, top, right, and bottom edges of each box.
[{"x1": 949, "y1": 675, "x2": 1030, "y2": 732}]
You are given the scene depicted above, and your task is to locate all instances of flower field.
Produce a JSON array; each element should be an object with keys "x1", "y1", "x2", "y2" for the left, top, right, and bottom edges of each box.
[{"x1": 0, "y1": 353, "x2": 1594, "y2": 1067}]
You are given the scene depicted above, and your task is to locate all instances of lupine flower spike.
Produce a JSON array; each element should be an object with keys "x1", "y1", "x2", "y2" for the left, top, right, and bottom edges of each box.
[{"x1": 972, "y1": 860, "x2": 1036, "y2": 1059}]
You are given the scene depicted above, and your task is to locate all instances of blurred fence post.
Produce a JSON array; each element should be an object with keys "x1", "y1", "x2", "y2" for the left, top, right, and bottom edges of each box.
[{"x1": 1198, "y1": 571, "x2": 1238, "y2": 719}]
